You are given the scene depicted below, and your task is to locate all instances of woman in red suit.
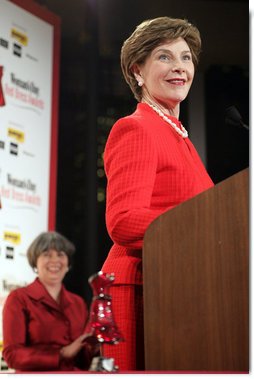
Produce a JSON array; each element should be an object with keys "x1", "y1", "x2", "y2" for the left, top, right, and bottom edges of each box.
[
  {"x1": 101, "y1": 16, "x2": 214, "y2": 370},
  {"x1": 2, "y1": 231, "x2": 98, "y2": 372}
]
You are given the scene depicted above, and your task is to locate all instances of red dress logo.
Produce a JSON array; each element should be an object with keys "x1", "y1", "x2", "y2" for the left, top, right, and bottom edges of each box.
[{"x1": 0, "y1": 65, "x2": 5, "y2": 106}]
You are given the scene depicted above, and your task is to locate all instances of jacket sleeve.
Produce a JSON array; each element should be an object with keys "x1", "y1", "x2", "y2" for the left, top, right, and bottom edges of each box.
[
  {"x1": 104, "y1": 118, "x2": 170, "y2": 249},
  {"x1": 2, "y1": 291, "x2": 61, "y2": 371}
]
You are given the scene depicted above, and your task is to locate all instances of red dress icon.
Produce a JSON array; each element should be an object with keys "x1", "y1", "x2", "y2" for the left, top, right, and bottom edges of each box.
[
  {"x1": 85, "y1": 271, "x2": 124, "y2": 371},
  {"x1": 85, "y1": 271, "x2": 124, "y2": 344},
  {"x1": 0, "y1": 66, "x2": 5, "y2": 106}
]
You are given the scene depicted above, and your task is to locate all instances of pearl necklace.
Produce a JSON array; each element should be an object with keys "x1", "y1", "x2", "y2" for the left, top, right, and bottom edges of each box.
[{"x1": 146, "y1": 102, "x2": 188, "y2": 138}]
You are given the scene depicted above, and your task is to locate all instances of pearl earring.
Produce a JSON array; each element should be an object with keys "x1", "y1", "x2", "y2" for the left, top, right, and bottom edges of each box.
[{"x1": 138, "y1": 80, "x2": 143, "y2": 87}]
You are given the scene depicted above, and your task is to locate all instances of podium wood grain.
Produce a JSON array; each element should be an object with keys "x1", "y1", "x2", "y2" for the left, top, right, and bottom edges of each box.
[{"x1": 143, "y1": 169, "x2": 249, "y2": 371}]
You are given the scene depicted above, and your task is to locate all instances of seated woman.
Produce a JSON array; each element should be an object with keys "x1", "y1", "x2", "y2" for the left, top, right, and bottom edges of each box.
[{"x1": 2, "y1": 231, "x2": 99, "y2": 372}]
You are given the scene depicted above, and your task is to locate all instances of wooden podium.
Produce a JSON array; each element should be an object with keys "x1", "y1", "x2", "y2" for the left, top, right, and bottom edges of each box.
[{"x1": 143, "y1": 168, "x2": 249, "y2": 371}]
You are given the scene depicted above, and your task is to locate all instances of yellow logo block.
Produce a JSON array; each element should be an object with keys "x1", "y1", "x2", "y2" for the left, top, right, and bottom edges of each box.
[
  {"x1": 8, "y1": 128, "x2": 24, "y2": 143},
  {"x1": 11, "y1": 28, "x2": 28, "y2": 46},
  {"x1": 4, "y1": 231, "x2": 21, "y2": 245}
]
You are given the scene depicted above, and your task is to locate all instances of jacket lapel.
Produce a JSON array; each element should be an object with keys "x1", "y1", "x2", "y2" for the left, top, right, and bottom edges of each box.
[{"x1": 25, "y1": 278, "x2": 62, "y2": 312}]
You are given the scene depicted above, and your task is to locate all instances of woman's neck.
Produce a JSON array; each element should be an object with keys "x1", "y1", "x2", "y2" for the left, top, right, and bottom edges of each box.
[
  {"x1": 39, "y1": 278, "x2": 62, "y2": 303},
  {"x1": 141, "y1": 94, "x2": 180, "y2": 119}
]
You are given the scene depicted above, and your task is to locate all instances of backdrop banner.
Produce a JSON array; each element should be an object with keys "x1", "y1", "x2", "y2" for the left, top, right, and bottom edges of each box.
[{"x1": 0, "y1": 0, "x2": 60, "y2": 369}]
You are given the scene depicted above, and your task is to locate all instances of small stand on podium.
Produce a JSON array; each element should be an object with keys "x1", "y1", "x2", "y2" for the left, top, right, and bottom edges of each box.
[{"x1": 143, "y1": 168, "x2": 249, "y2": 371}]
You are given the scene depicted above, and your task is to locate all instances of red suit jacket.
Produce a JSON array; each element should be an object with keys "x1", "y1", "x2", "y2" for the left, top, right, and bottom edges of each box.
[
  {"x1": 102, "y1": 103, "x2": 214, "y2": 284},
  {"x1": 2, "y1": 278, "x2": 92, "y2": 371}
]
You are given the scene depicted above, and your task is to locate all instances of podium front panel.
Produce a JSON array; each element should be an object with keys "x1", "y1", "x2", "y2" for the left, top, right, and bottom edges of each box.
[{"x1": 143, "y1": 169, "x2": 248, "y2": 371}]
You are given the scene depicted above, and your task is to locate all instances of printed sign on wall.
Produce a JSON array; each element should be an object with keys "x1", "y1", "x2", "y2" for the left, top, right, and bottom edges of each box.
[{"x1": 0, "y1": 0, "x2": 60, "y2": 356}]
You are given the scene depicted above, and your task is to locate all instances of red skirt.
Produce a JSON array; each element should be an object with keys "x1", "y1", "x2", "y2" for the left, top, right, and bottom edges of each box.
[{"x1": 103, "y1": 284, "x2": 144, "y2": 371}]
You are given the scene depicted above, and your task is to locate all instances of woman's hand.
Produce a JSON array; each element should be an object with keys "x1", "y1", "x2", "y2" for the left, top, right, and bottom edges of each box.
[
  {"x1": 60, "y1": 333, "x2": 100, "y2": 360},
  {"x1": 59, "y1": 335, "x2": 87, "y2": 360}
]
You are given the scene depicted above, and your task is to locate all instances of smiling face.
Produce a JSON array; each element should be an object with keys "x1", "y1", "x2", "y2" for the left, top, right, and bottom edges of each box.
[
  {"x1": 36, "y1": 249, "x2": 69, "y2": 287},
  {"x1": 134, "y1": 37, "x2": 195, "y2": 114}
]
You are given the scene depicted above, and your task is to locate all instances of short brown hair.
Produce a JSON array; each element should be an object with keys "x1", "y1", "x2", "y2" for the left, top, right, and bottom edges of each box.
[
  {"x1": 27, "y1": 231, "x2": 75, "y2": 269},
  {"x1": 121, "y1": 16, "x2": 202, "y2": 101}
]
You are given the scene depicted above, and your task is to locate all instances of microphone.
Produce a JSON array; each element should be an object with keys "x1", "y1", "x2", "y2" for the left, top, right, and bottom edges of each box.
[{"x1": 225, "y1": 106, "x2": 249, "y2": 131}]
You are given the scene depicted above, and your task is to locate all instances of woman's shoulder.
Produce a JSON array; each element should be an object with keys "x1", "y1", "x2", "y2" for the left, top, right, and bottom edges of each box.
[
  {"x1": 5, "y1": 278, "x2": 43, "y2": 303},
  {"x1": 107, "y1": 103, "x2": 157, "y2": 143},
  {"x1": 4, "y1": 284, "x2": 28, "y2": 307},
  {"x1": 8, "y1": 282, "x2": 29, "y2": 296},
  {"x1": 114, "y1": 103, "x2": 155, "y2": 126}
]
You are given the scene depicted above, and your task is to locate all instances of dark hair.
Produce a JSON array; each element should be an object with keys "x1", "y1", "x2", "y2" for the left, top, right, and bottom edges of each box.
[
  {"x1": 121, "y1": 16, "x2": 201, "y2": 101},
  {"x1": 27, "y1": 231, "x2": 75, "y2": 269}
]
